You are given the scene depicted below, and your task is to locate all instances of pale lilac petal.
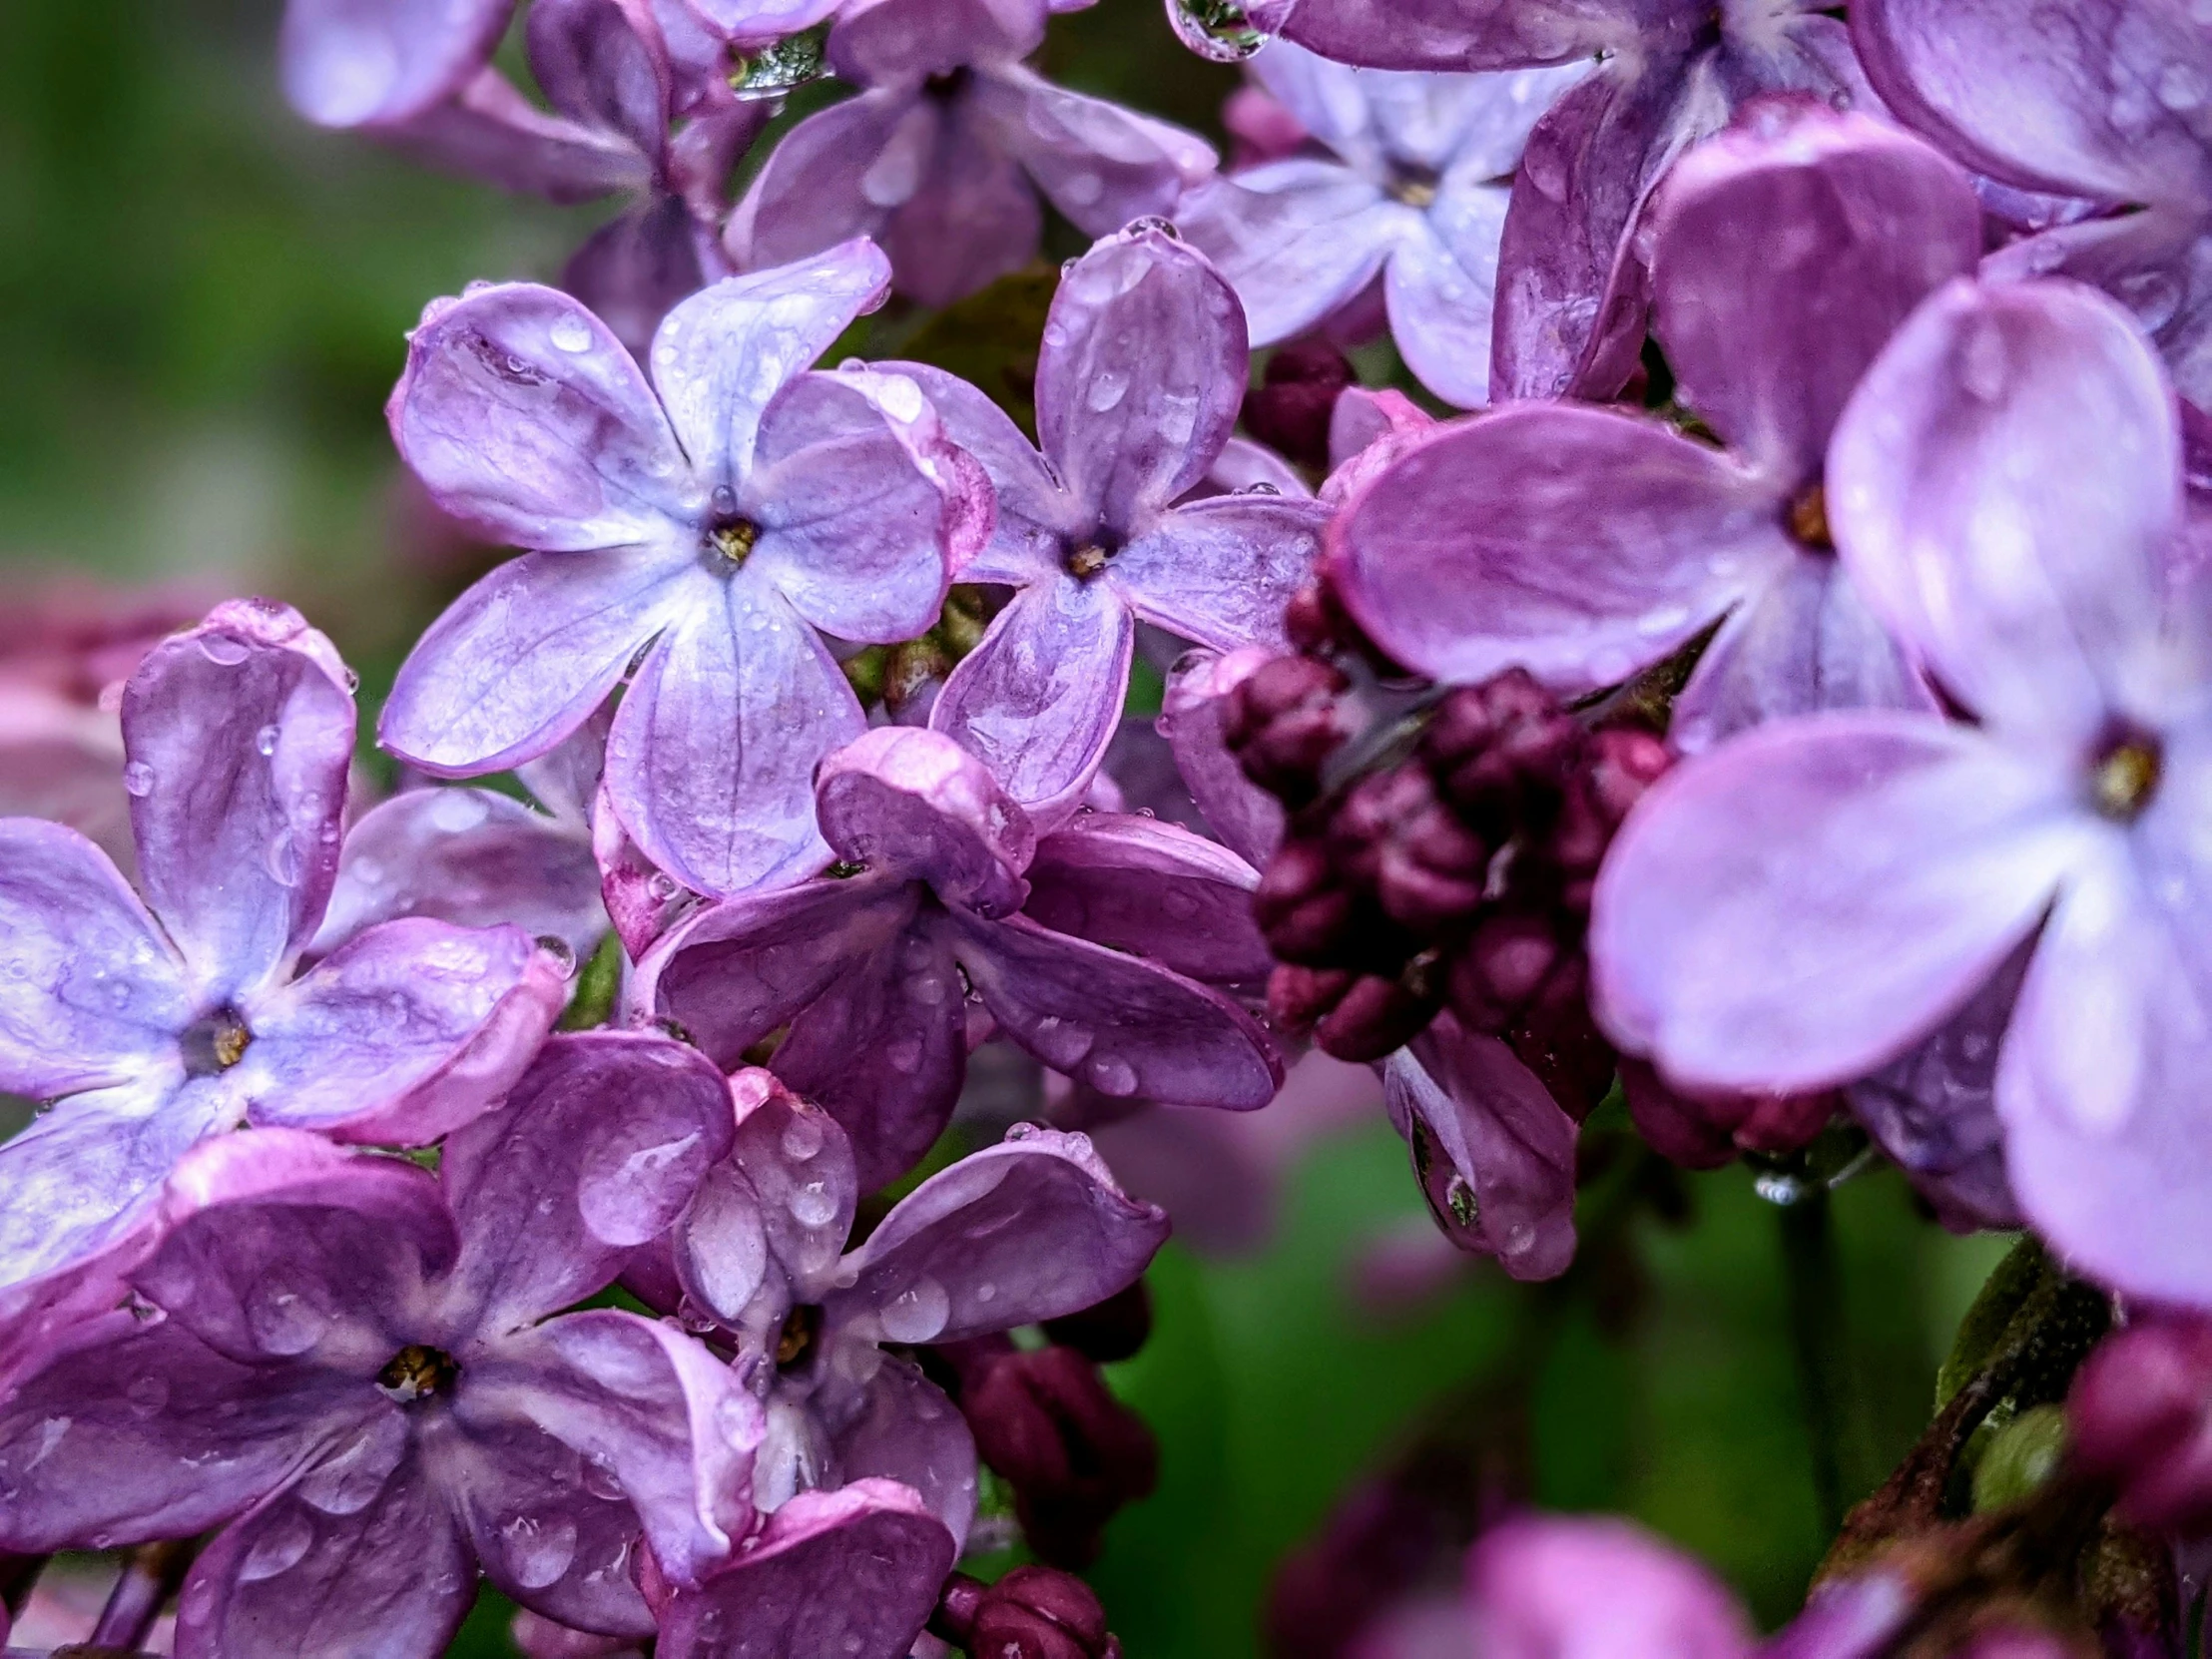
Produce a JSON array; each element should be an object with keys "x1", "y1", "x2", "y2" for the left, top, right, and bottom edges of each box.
[
  {"x1": 828, "y1": 0, "x2": 1044, "y2": 83},
  {"x1": 125, "y1": 602, "x2": 356, "y2": 1002},
  {"x1": 385, "y1": 68, "x2": 648, "y2": 203},
  {"x1": 1666, "y1": 554, "x2": 1936, "y2": 757},
  {"x1": 1649, "y1": 105, "x2": 1983, "y2": 475},
  {"x1": 946, "y1": 911, "x2": 1282, "y2": 1108},
  {"x1": 1467, "y1": 1515, "x2": 1755, "y2": 1659},
  {"x1": 1035, "y1": 225, "x2": 1247, "y2": 532},
  {"x1": 440, "y1": 1031, "x2": 735, "y2": 1333},
  {"x1": 1281, "y1": 0, "x2": 1645, "y2": 72},
  {"x1": 973, "y1": 66, "x2": 1217, "y2": 238},
  {"x1": 1383, "y1": 194, "x2": 1511, "y2": 410},
  {"x1": 654, "y1": 1480, "x2": 956, "y2": 1659},
  {"x1": 724, "y1": 93, "x2": 912, "y2": 276},
  {"x1": 1328, "y1": 404, "x2": 1790, "y2": 692},
  {"x1": 604, "y1": 577, "x2": 863, "y2": 897},
  {"x1": 1829, "y1": 277, "x2": 2183, "y2": 740},
  {"x1": 526, "y1": 0, "x2": 669, "y2": 158},
  {"x1": 834, "y1": 1126, "x2": 1167, "y2": 1341},
  {"x1": 873, "y1": 360, "x2": 1075, "y2": 579},
  {"x1": 1176, "y1": 166, "x2": 1406, "y2": 346},
  {"x1": 1110, "y1": 492, "x2": 1325, "y2": 653},
  {"x1": 0, "y1": 820, "x2": 188, "y2": 1097},
  {"x1": 564, "y1": 197, "x2": 730, "y2": 364},
  {"x1": 1590, "y1": 714, "x2": 2097, "y2": 1094},
  {"x1": 592, "y1": 786, "x2": 698, "y2": 960},
  {"x1": 236, "y1": 920, "x2": 563, "y2": 1145},
  {"x1": 928, "y1": 577, "x2": 1134, "y2": 825},
  {"x1": 1020, "y1": 813, "x2": 1271, "y2": 985},
  {"x1": 649, "y1": 244, "x2": 892, "y2": 489},
  {"x1": 818, "y1": 1369, "x2": 978, "y2": 1552},
  {"x1": 1158, "y1": 647, "x2": 1285, "y2": 865},
  {"x1": 883, "y1": 99, "x2": 1047, "y2": 309},
  {"x1": 518, "y1": 712, "x2": 609, "y2": 826},
  {"x1": 380, "y1": 547, "x2": 692, "y2": 777},
  {"x1": 388, "y1": 282, "x2": 692, "y2": 550},
  {"x1": 279, "y1": 0, "x2": 514, "y2": 127},
  {"x1": 814, "y1": 728, "x2": 1035, "y2": 914}
]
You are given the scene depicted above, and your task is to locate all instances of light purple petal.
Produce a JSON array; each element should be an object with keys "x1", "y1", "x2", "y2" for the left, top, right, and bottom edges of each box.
[
  {"x1": 124, "y1": 601, "x2": 356, "y2": 1003},
  {"x1": 564, "y1": 197, "x2": 730, "y2": 365},
  {"x1": 384, "y1": 69, "x2": 649, "y2": 203},
  {"x1": 592, "y1": 785, "x2": 698, "y2": 960},
  {"x1": 1467, "y1": 1514, "x2": 1754, "y2": 1659},
  {"x1": 1206, "y1": 436, "x2": 1311, "y2": 500},
  {"x1": 829, "y1": 0, "x2": 1046, "y2": 82},
  {"x1": 526, "y1": 0, "x2": 669, "y2": 158},
  {"x1": 818, "y1": 1368, "x2": 978, "y2": 1554},
  {"x1": 1590, "y1": 713, "x2": 2096, "y2": 1094},
  {"x1": 1158, "y1": 647, "x2": 1287, "y2": 866},
  {"x1": 1110, "y1": 492, "x2": 1325, "y2": 653},
  {"x1": 972, "y1": 65, "x2": 1217, "y2": 238},
  {"x1": 1829, "y1": 277, "x2": 2183, "y2": 741},
  {"x1": 814, "y1": 728, "x2": 1035, "y2": 914},
  {"x1": 1280, "y1": 0, "x2": 1647, "y2": 72},
  {"x1": 724, "y1": 95, "x2": 921, "y2": 290},
  {"x1": 1020, "y1": 812, "x2": 1270, "y2": 985},
  {"x1": 279, "y1": 0, "x2": 515, "y2": 127},
  {"x1": 1383, "y1": 194, "x2": 1511, "y2": 409},
  {"x1": 872, "y1": 360, "x2": 1075, "y2": 580},
  {"x1": 1176, "y1": 166, "x2": 1405, "y2": 347},
  {"x1": 883, "y1": 98, "x2": 1048, "y2": 310}
]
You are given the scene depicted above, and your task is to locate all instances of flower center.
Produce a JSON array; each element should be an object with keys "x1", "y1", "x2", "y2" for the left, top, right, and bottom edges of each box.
[
  {"x1": 2091, "y1": 734, "x2": 2162, "y2": 821},
  {"x1": 1787, "y1": 482, "x2": 1833, "y2": 552},
  {"x1": 1385, "y1": 164, "x2": 1440, "y2": 209},
  {"x1": 1063, "y1": 527, "x2": 1122, "y2": 580},
  {"x1": 376, "y1": 1344, "x2": 459, "y2": 1403},
  {"x1": 180, "y1": 1008, "x2": 252, "y2": 1078},
  {"x1": 776, "y1": 1304, "x2": 825, "y2": 1372},
  {"x1": 710, "y1": 518, "x2": 760, "y2": 566},
  {"x1": 925, "y1": 67, "x2": 970, "y2": 100}
]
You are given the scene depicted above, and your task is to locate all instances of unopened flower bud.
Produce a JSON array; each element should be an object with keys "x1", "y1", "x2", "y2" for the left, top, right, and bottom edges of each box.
[
  {"x1": 1254, "y1": 838, "x2": 1367, "y2": 964},
  {"x1": 1272, "y1": 962, "x2": 1441, "y2": 1063},
  {"x1": 1226, "y1": 655, "x2": 1354, "y2": 806},
  {"x1": 933, "y1": 1567, "x2": 1121, "y2": 1659},
  {"x1": 1419, "y1": 670, "x2": 1583, "y2": 838},
  {"x1": 1620, "y1": 1060, "x2": 1836, "y2": 1167},
  {"x1": 1041, "y1": 1281, "x2": 1152, "y2": 1364},
  {"x1": 1243, "y1": 340, "x2": 1355, "y2": 475},
  {"x1": 2068, "y1": 1317, "x2": 2212, "y2": 1532}
]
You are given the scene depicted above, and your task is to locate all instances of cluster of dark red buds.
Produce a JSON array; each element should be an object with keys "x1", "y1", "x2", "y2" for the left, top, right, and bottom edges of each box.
[
  {"x1": 930, "y1": 1566, "x2": 1122, "y2": 1659},
  {"x1": 1240, "y1": 340, "x2": 1357, "y2": 476}
]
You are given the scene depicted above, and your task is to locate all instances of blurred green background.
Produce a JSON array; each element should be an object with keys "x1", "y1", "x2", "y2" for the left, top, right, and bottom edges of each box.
[{"x1": 1, "y1": 4, "x2": 2008, "y2": 1653}]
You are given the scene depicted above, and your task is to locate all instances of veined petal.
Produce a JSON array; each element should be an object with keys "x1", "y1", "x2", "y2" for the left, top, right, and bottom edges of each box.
[
  {"x1": 883, "y1": 97, "x2": 1047, "y2": 309},
  {"x1": 724, "y1": 92, "x2": 908, "y2": 279},
  {"x1": 872, "y1": 361, "x2": 1075, "y2": 582},
  {"x1": 972, "y1": 65, "x2": 1217, "y2": 239},
  {"x1": 1020, "y1": 812, "x2": 1271, "y2": 985},
  {"x1": 1177, "y1": 165, "x2": 1405, "y2": 347},
  {"x1": 817, "y1": 1376, "x2": 978, "y2": 1559},
  {"x1": 1384, "y1": 190, "x2": 1511, "y2": 409},
  {"x1": 814, "y1": 728, "x2": 1035, "y2": 914},
  {"x1": 1111, "y1": 492, "x2": 1326, "y2": 653}
]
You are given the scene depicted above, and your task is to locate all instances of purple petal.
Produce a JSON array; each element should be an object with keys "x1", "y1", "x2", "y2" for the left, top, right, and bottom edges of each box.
[
  {"x1": 814, "y1": 728, "x2": 1035, "y2": 914},
  {"x1": 818, "y1": 1366, "x2": 978, "y2": 1553},
  {"x1": 929, "y1": 577, "x2": 1135, "y2": 826},
  {"x1": 1466, "y1": 1514, "x2": 1754, "y2": 1659},
  {"x1": 1384, "y1": 196, "x2": 1511, "y2": 409},
  {"x1": 1649, "y1": 103, "x2": 1982, "y2": 476},
  {"x1": 564, "y1": 197, "x2": 730, "y2": 365},
  {"x1": 654, "y1": 1479, "x2": 956, "y2": 1659},
  {"x1": 603, "y1": 578, "x2": 862, "y2": 898},
  {"x1": 1020, "y1": 813, "x2": 1270, "y2": 985},
  {"x1": 236, "y1": 919, "x2": 565, "y2": 1145},
  {"x1": 1110, "y1": 492, "x2": 1325, "y2": 653},
  {"x1": 1590, "y1": 713, "x2": 2094, "y2": 1094},
  {"x1": 1035, "y1": 225, "x2": 1248, "y2": 532},
  {"x1": 725, "y1": 94, "x2": 917, "y2": 283},
  {"x1": 383, "y1": 69, "x2": 649, "y2": 203},
  {"x1": 1829, "y1": 277, "x2": 2182, "y2": 741},
  {"x1": 381, "y1": 548, "x2": 691, "y2": 778},
  {"x1": 880, "y1": 99, "x2": 1048, "y2": 308},
  {"x1": 946, "y1": 910, "x2": 1282, "y2": 1108},
  {"x1": 871, "y1": 361, "x2": 1074, "y2": 580},
  {"x1": 440, "y1": 1031, "x2": 735, "y2": 1332},
  {"x1": 592, "y1": 785, "x2": 698, "y2": 960},
  {"x1": 526, "y1": 0, "x2": 669, "y2": 157},
  {"x1": 830, "y1": 0, "x2": 1045, "y2": 79},
  {"x1": 1328, "y1": 404, "x2": 1788, "y2": 691},
  {"x1": 124, "y1": 601, "x2": 356, "y2": 1002},
  {"x1": 1158, "y1": 647, "x2": 1286, "y2": 866},
  {"x1": 1386, "y1": 1014, "x2": 1578, "y2": 1281},
  {"x1": 387, "y1": 281, "x2": 691, "y2": 550},
  {"x1": 1280, "y1": 0, "x2": 1645, "y2": 71},
  {"x1": 279, "y1": 0, "x2": 514, "y2": 127},
  {"x1": 1206, "y1": 436, "x2": 1311, "y2": 500},
  {"x1": 1176, "y1": 165, "x2": 1404, "y2": 347},
  {"x1": 973, "y1": 66, "x2": 1217, "y2": 238}
]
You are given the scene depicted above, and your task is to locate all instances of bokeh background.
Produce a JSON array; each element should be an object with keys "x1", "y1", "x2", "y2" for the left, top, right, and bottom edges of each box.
[{"x1": 1, "y1": 4, "x2": 2009, "y2": 1652}]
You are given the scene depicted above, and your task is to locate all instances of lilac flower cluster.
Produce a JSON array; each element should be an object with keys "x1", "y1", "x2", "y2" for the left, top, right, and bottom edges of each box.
[{"x1": 9, "y1": 0, "x2": 2212, "y2": 1652}]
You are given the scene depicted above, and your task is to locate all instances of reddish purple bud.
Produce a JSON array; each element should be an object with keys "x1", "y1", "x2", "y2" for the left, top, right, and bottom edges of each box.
[
  {"x1": 1272, "y1": 963, "x2": 1442, "y2": 1063},
  {"x1": 1041, "y1": 1281, "x2": 1153, "y2": 1365},
  {"x1": 1243, "y1": 340, "x2": 1356, "y2": 475},
  {"x1": 1254, "y1": 840, "x2": 1368, "y2": 965},
  {"x1": 1420, "y1": 670, "x2": 1584, "y2": 839},
  {"x1": 1226, "y1": 654, "x2": 1354, "y2": 807},
  {"x1": 934, "y1": 1567, "x2": 1121, "y2": 1659},
  {"x1": 1621, "y1": 1059, "x2": 1836, "y2": 1168},
  {"x1": 2069, "y1": 1318, "x2": 2212, "y2": 1533}
]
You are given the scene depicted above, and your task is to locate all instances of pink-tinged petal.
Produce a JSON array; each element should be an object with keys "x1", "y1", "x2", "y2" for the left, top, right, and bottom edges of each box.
[
  {"x1": 873, "y1": 361, "x2": 1075, "y2": 580},
  {"x1": 1328, "y1": 404, "x2": 1789, "y2": 692},
  {"x1": 829, "y1": 0, "x2": 1046, "y2": 81},
  {"x1": 1850, "y1": 0, "x2": 2210, "y2": 203},
  {"x1": 1667, "y1": 554, "x2": 1936, "y2": 757},
  {"x1": 440, "y1": 1031, "x2": 734, "y2": 1333},
  {"x1": 817, "y1": 1367, "x2": 978, "y2": 1552},
  {"x1": 383, "y1": 68, "x2": 649, "y2": 204},
  {"x1": 526, "y1": 0, "x2": 669, "y2": 158},
  {"x1": 744, "y1": 369, "x2": 968, "y2": 644},
  {"x1": 1650, "y1": 104, "x2": 1983, "y2": 475},
  {"x1": 604, "y1": 579, "x2": 862, "y2": 898},
  {"x1": 465, "y1": 1310, "x2": 758, "y2": 1586},
  {"x1": 650, "y1": 244, "x2": 892, "y2": 489},
  {"x1": 1281, "y1": 0, "x2": 1647, "y2": 72},
  {"x1": 236, "y1": 920, "x2": 564, "y2": 1146},
  {"x1": 381, "y1": 547, "x2": 692, "y2": 778},
  {"x1": 947, "y1": 911, "x2": 1282, "y2": 1108},
  {"x1": 1828, "y1": 277, "x2": 2182, "y2": 741},
  {"x1": 1386, "y1": 1015, "x2": 1577, "y2": 1281},
  {"x1": 835, "y1": 1125, "x2": 1167, "y2": 1341},
  {"x1": 174, "y1": 1447, "x2": 473, "y2": 1659},
  {"x1": 972, "y1": 66, "x2": 1218, "y2": 238},
  {"x1": 1021, "y1": 813, "x2": 1270, "y2": 985},
  {"x1": 1329, "y1": 386, "x2": 1434, "y2": 473},
  {"x1": 1590, "y1": 713, "x2": 2097, "y2": 1094},
  {"x1": 655, "y1": 1479, "x2": 956, "y2": 1659},
  {"x1": 593, "y1": 786, "x2": 699, "y2": 960},
  {"x1": 312, "y1": 787, "x2": 607, "y2": 963},
  {"x1": 814, "y1": 728, "x2": 1035, "y2": 914},
  {"x1": 638, "y1": 874, "x2": 918, "y2": 1070},
  {"x1": 1383, "y1": 193, "x2": 1511, "y2": 410},
  {"x1": 388, "y1": 282, "x2": 692, "y2": 550},
  {"x1": 1035, "y1": 225, "x2": 1248, "y2": 531},
  {"x1": 279, "y1": 0, "x2": 515, "y2": 127},
  {"x1": 928, "y1": 578, "x2": 1134, "y2": 827},
  {"x1": 1176, "y1": 166, "x2": 1406, "y2": 347},
  {"x1": 1158, "y1": 647, "x2": 1285, "y2": 866},
  {"x1": 564, "y1": 197, "x2": 732, "y2": 365},
  {"x1": 124, "y1": 601, "x2": 356, "y2": 1002},
  {"x1": 0, "y1": 820, "x2": 187, "y2": 1096},
  {"x1": 1467, "y1": 1514, "x2": 1755, "y2": 1659},
  {"x1": 1111, "y1": 492, "x2": 1326, "y2": 653}
]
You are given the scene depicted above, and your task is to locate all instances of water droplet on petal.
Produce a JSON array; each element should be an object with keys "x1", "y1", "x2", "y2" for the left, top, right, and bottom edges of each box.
[
  {"x1": 198, "y1": 633, "x2": 251, "y2": 667},
  {"x1": 267, "y1": 832, "x2": 303, "y2": 888},
  {"x1": 126, "y1": 1374, "x2": 170, "y2": 1416},
  {"x1": 549, "y1": 314, "x2": 594, "y2": 352},
  {"x1": 790, "y1": 1180, "x2": 837, "y2": 1228},
  {"x1": 124, "y1": 761, "x2": 156, "y2": 797},
  {"x1": 879, "y1": 1277, "x2": 949, "y2": 1344},
  {"x1": 1444, "y1": 1175, "x2": 1478, "y2": 1231},
  {"x1": 1088, "y1": 1054, "x2": 1139, "y2": 1096},
  {"x1": 239, "y1": 1509, "x2": 315, "y2": 1583},
  {"x1": 1086, "y1": 368, "x2": 1130, "y2": 413},
  {"x1": 502, "y1": 1514, "x2": 579, "y2": 1590},
  {"x1": 255, "y1": 725, "x2": 279, "y2": 758},
  {"x1": 781, "y1": 1113, "x2": 825, "y2": 1162}
]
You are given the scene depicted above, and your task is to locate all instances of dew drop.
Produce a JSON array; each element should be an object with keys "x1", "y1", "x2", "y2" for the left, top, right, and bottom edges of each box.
[
  {"x1": 1086, "y1": 369, "x2": 1129, "y2": 413},
  {"x1": 126, "y1": 1374, "x2": 170, "y2": 1416},
  {"x1": 267, "y1": 832, "x2": 303, "y2": 889},
  {"x1": 1957, "y1": 316, "x2": 2011, "y2": 402},
  {"x1": 781, "y1": 1113, "x2": 825, "y2": 1162},
  {"x1": 1088, "y1": 1054, "x2": 1139, "y2": 1096},
  {"x1": 502, "y1": 1514, "x2": 579, "y2": 1590},
  {"x1": 1444, "y1": 1176, "x2": 1478, "y2": 1231},
  {"x1": 879, "y1": 1277, "x2": 949, "y2": 1344},
  {"x1": 549, "y1": 314, "x2": 595, "y2": 352},
  {"x1": 790, "y1": 1180, "x2": 837, "y2": 1228},
  {"x1": 239, "y1": 1509, "x2": 315, "y2": 1582},
  {"x1": 198, "y1": 634, "x2": 251, "y2": 667},
  {"x1": 124, "y1": 761, "x2": 156, "y2": 797},
  {"x1": 255, "y1": 724, "x2": 279, "y2": 758}
]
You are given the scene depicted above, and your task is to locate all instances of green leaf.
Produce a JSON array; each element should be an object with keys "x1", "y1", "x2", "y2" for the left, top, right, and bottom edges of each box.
[{"x1": 1936, "y1": 1234, "x2": 2045, "y2": 1408}]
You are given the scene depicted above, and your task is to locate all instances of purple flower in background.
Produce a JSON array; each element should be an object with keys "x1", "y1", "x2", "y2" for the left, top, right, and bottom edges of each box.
[
  {"x1": 0, "y1": 601, "x2": 562, "y2": 1331},
  {"x1": 280, "y1": 0, "x2": 516, "y2": 130},
  {"x1": 627, "y1": 1068, "x2": 1166, "y2": 1549},
  {"x1": 0, "y1": 1031, "x2": 756, "y2": 1656},
  {"x1": 727, "y1": 0, "x2": 1216, "y2": 307},
  {"x1": 637, "y1": 727, "x2": 1282, "y2": 1187},
  {"x1": 887, "y1": 224, "x2": 1328, "y2": 821},
  {"x1": 1331, "y1": 104, "x2": 1967, "y2": 754},
  {"x1": 1591, "y1": 276, "x2": 2212, "y2": 1307},
  {"x1": 1178, "y1": 44, "x2": 1584, "y2": 408},
  {"x1": 1855, "y1": 0, "x2": 2212, "y2": 407},
  {"x1": 380, "y1": 242, "x2": 991, "y2": 898}
]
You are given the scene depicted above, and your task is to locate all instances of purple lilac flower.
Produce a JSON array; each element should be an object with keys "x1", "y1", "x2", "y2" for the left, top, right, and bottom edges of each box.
[
  {"x1": 637, "y1": 727, "x2": 1281, "y2": 1187},
  {"x1": 1177, "y1": 45, "x2": 1584, "y2": 408},
  {"x1": 883, "y1": 224, "x2": 1328, "y2": 821},
  {"x1": 280, "y1": 0, "x2": 515, "y2": 130},
  {"x1": 1590, "y1": 274, "x2": 2212, "y2": 1307},
  {"x1": 1330, "y1": 103, "x2": 1964, "y2": 755},
  {"x1": 0, "y1": 600, "x2": 564, "y2": 1347},
  {"x1": 623, "y1": 1065, "x2": 1167, "y2": 1549},
  {"x1": 0, "y1": 1031, "x2": 756, "y2": 1655},
  {"x1": 726, "y1": 0, "x2": 1216, "y2": 308},
  {"x1": 1159, "y1": 646, "x2": 1288, "y2": 868},
  {"x1": 380, "y1": 241, "x2": 991, "y2": 899},
  {"x1": 1854, "y1": 0, "x2": 2212, "y2": 407}
]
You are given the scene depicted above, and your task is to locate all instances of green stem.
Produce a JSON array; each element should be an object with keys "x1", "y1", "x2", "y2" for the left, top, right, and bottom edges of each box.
[{"x1": 1778, "y1": 1189, "x2": 1850, "y2": 1536}]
